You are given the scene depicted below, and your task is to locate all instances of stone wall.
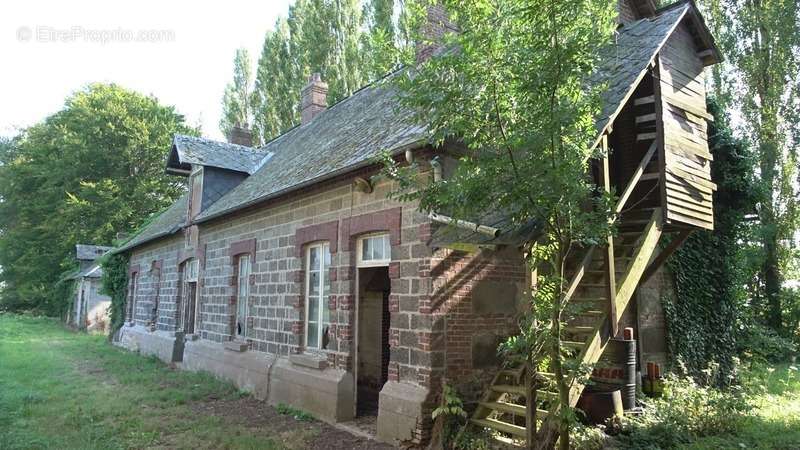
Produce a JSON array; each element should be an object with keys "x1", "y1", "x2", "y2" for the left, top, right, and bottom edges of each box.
[
  {"x1": 127, "y1": 235, "x2": 184, "y2": 331},
  {"x1": 120, "y1": 171, "x2": 529, "y2": 444}
]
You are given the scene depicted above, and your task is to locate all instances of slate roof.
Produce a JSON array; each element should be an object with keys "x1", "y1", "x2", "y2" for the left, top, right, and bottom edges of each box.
[
  {"x1": 591, "y1": 3, "x2": 689, "y2": 146},
  {"x1": 117, "y1": 3, "x2": 697, "y2": 252},
  {"x1": 115, "y1": 193, "x2": 188, "y2": 253},
  {"x1": 168, "y1": 135, "x2": 271, "y2": 174},
  {"x1": 196, "y1": 80, "x2": 427, "y2": 222},
  {"x1": 76, "y1": 244, "x2": 113, "y2": 261}
]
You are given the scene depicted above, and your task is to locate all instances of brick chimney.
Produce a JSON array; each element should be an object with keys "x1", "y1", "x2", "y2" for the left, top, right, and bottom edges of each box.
[
  {"x1": 228, "y1": 122, "x2": 253, "y2": 147},
  {"x1": 415, "y1": 4, "x2": 457, "y2": 64},
  {"x1": 617, "y1": 0, "x2": 657, "y2": 25},
  {"x1": 301, "y1": 73, "x2": 328, "y2": 125}
]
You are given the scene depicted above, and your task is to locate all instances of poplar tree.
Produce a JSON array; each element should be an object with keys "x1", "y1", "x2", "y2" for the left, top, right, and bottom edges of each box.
[
  {"x1": 219, "y1": 48, "x2": 253, "y2": 140},
  {"x1": 249, "y1": 0, "x2": 369, "y2": 144},
  {"x1": 701, "y1": 0, "x2": 800, "y2": 331}
]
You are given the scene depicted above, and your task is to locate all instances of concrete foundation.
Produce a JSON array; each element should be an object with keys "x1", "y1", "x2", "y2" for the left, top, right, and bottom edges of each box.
[
  {"x1": 376, "y1": 381, "x2": 429, "y2": 445},
  {"x1": 181, "y1": 339, "x2": 274, "y2": 399},
  {"x1": 116, "y1": 325, "x2": 183, "y2": 363},
  {"x1": 270, "y1": 357, "x2": 355, "y2": 422}
]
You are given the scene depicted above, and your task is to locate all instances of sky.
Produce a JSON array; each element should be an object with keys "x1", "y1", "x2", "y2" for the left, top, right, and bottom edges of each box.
[{"x1": 0, "y1": 0, "x2": 292, "y2": 141}]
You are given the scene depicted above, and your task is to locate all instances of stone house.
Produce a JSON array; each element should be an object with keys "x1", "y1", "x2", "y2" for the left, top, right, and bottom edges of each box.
[
  {"x1": 69, "y1": 244, "x2": 112, "y2": 333},
  {"x1": 113, "y1": 1, "x2": 719, "y2": 445}
]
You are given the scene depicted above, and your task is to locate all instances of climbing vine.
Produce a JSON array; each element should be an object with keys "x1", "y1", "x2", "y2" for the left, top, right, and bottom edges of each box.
[
  {"x1": 664, "y1": 99, "x2": 758, "y2": 386},
  {"x1": 100, "y1": 252, "x2": 130, "y2": 338}
]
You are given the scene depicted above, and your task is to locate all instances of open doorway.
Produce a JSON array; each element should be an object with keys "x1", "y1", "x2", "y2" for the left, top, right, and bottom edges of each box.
[{"x1": 356, "y1": 266, "x2": 391, "y2": 417}]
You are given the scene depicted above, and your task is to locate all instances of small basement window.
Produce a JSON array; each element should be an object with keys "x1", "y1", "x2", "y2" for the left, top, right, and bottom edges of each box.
[{"x1": 357, "y1": 233, "x2": 391, "y2": 267}]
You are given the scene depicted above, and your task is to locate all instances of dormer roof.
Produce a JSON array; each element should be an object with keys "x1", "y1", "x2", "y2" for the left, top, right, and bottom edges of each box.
[{"x1": 165, "y1": 135, "x2": 271, "y2": 175}]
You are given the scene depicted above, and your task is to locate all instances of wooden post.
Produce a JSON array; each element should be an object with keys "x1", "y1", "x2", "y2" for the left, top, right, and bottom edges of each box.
[
  {"x1": 601, "y1": 134, "x2": 618, "y2": 336},
  {"x1": 526, "y1": 362, "x2": 537, "y2": 449}
]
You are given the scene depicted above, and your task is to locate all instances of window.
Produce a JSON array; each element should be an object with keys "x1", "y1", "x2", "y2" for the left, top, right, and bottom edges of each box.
[
  {"x1": 235, "y1": 255, "x2": 251, "y2": 339},
  {"x1": 357, "y1": 233, "x2": 391, "y2": 267},
  {"x1": 128, "y1": 273, "x2": 138, "y2": 323},
  {"x1": 305, "y1": 243, "x2": 330, "y2": 349},
  {"x1": 185, "y1": 259, "x2": 199, "y2": 282},
  {"x1": 178, "y1": 259, "x2": 199, "y2": 333}
]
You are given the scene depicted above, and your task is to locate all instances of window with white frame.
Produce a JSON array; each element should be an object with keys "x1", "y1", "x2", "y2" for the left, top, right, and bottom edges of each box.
[
  {"x1": 185, "y1": 258, "x2": 199, "y2": 282},
  {"x1": 357, "y1": 233, "x2": 391, "y2": 267},
  {"x1": 305, "y1": 242, "x2": 330, "y2": 349},
  {"x1": 235, "y1": 255, "x2": 251, "y2": 339}
]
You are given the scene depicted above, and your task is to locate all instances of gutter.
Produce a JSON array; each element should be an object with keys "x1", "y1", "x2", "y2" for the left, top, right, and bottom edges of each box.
[{"x1": 428, "y1": 212, "x2": 500, "y2": 238}]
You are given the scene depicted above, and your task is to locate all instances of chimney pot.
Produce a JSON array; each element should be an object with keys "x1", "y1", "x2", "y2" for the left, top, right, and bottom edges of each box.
[
  {"x1": 228, "y1": 123, "x2": 253, "y2": 147},
  {"x1": 301, "y1": 73, "x2": 328, "y2": 125}
]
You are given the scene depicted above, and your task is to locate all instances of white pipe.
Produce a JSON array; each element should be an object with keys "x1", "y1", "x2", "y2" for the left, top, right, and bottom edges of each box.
[
  {"x1": 428, "y1": 212, "x2": 500, "y2": 238},
  {"x1": 430, "y1": 158, "x2": 442, "y2": 182}
]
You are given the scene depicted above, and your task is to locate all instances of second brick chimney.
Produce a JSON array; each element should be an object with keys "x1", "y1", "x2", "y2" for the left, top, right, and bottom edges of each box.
[
  {"x1": 301, "y1": 73, "x2": 328, "y2": 125},
  {"x1": 228, "y1": 122, "x2": 253, "y2": 147}
]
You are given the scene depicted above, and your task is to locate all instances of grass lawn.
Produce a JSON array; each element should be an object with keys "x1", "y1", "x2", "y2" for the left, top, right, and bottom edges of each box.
[{"x1": 0, "y1": 314, "x2": 388, "y2": 450}]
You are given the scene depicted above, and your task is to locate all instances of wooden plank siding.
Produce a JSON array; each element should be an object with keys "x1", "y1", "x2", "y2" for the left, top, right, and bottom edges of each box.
[{"x1": 657, "y1": 22, "x2": 715, "y2": 230}]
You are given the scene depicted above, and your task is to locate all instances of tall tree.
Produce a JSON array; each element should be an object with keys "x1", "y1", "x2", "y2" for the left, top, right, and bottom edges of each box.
[
  {"x1": 701, "y1": 0, "x2": 800, "y2": 331},
  {"x1": 219, "y1": 48, "x2": 254, "y2": 140},
  {"x1": 363, "y1": 0, "x2": 416, "y2": 79},
  {"x1": 0, "y1": 84, "x2": 195, "y2": 315},
  {"x1": 252, "y1": 17, "x2": 299, "y2": 143},
  {"x1": 385, "y1": 1, "x2": 615, "y2": 447},
  {"x1": 250, "y1": 0, "x2": 402, "y2": 144}
]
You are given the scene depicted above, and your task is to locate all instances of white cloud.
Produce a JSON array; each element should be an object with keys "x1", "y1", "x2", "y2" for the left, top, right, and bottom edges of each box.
[{"x1": 0, "y1": 0, "x2": 291, "y2": 141}]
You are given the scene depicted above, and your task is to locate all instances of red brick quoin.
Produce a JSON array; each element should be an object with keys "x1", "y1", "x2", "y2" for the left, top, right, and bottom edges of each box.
[
  {"x1": 295, "y1": 220, "x2": 339, "y2": 255},
  {"x1": 340, "y1": 207, "x2": 402, "y2": 251}
]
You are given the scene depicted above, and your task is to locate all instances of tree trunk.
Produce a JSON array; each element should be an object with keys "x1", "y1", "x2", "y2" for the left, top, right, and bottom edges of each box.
[
  {"x1": 551, "y1": 249, "x2": 569, "y2": 450},
  {"x1": 763, "y1": 227, "x2": 783, "y2": 330}
]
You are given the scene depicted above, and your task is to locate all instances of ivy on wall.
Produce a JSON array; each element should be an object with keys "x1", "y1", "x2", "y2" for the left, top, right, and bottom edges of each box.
[
  {"x1": 100, "y1": 252, "x2": 130, "y2": 339},
  {"x1": 663, "y1": 99, "x2": 758, "y2": 386}
]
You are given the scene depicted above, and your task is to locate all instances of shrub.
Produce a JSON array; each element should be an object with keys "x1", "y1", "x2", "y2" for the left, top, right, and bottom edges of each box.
[
  {"x1": 738, "y1": 323, "x2": 797, "y2": 363},
  {"x1": 613, "y1": 375, "x2": 750, "y2": 449}
]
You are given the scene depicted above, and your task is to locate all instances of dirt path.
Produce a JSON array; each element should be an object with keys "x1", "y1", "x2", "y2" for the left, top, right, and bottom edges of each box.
[{"x1": 190, "y1": 396, "x2": 397, "y2": 450}]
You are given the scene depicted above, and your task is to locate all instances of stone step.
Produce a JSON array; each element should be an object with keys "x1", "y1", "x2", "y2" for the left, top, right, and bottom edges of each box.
[{"x1": 470, "y1": 418, "x2": 527, "y2": 438}]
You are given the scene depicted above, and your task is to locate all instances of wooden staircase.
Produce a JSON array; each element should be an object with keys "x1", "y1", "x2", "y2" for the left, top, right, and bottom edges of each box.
[{"x1": 469, "y1": 125, "x2": 679, "y2": 447}]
